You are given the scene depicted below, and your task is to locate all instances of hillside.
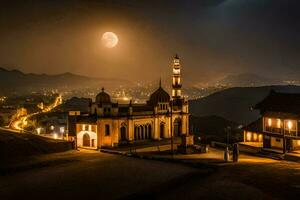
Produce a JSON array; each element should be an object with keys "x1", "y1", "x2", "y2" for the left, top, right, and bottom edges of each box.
[
  {"x1": 215, "y1": 73, "x2": 281, "y2": 87},
  {"x1": 190, "y1": 115, "x2": 243, "y2": 143},
  {"x1": 0, "y1": 67, "x2": 131, "y2": 95},
  {"x1": 0, "y1": 129, "x2": 72, "y2": 162},
  {"x1": 189, "y1": 85, "x2": 300, "y2": 125}
]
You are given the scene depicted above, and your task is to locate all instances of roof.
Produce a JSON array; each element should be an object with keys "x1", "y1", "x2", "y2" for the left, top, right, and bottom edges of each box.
[
  {"x1": 76, "y1": 115, "x2": 97, "y2": 124},
  {"x1": 243, "y1": 118, "x2": 263, "y2": 132},
  {"x1": 132, "y1": 104, "x2": 153, "y2": 112},
  {"x1": 148, "y1": 86, "x2": 170, "y2": 105},
  {"x1": 255, "y1": 90, "x2": 300, "y2": 115},
  {"x1": 96, "y1": 88, "x2": 111, "y2": 104}
]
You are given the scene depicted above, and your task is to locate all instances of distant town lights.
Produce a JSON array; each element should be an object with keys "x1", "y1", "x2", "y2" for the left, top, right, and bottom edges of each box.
[
  {"x1": 54, "y1": 133, "x2": 58, "y2": 139},
  {"x1": 60, "y1": 127, "x2": 65, "y2": 134}
]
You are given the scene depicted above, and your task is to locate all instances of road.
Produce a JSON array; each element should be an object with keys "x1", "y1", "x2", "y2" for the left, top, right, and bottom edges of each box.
[
  {"x1": 1, "y1": 149, "x2": 300, "y2": 200},
  {"x1": 9, "y1": 95, "x2": 62, "y2": 132}
]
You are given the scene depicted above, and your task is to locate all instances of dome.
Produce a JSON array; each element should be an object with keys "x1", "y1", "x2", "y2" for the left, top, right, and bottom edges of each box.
[
  {"x1": 96, "y1": 88, "x2": 111, "y2": 104},
  {"x1": 149, "y1": 86, "x2": 170, "y2": 105}
]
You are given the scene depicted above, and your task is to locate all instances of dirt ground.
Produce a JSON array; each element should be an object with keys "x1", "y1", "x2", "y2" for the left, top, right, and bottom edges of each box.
[{"x1": 0, "y1": 148, "x2": 300, "y2": 200}]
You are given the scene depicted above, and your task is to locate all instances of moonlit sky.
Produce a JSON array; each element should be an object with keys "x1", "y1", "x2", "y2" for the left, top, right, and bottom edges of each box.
[{"x1": 0, "y1": 0, "x2": 299, "y2": 84}]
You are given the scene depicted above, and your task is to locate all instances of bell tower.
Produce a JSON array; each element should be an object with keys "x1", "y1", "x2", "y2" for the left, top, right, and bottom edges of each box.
[{"x1": 172, "y1": 54, "x2": 182, "y2": 99}]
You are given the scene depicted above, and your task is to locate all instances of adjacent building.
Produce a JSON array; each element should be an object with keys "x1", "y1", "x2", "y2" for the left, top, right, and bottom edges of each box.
[
  {"x1": 74, "y1": 55, "x2": 190, "y2": 149},
  {"x1": 244, "y1": 90, "x2": 300, "y2": 152}
]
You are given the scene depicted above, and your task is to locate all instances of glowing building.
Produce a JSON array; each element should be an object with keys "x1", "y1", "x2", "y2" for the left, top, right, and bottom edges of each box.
[
  {"x1": 244, "y1": 90, "x2": 300, "y2": 152},
  {"x1": 73, "y1": 55, "x2": 190, "y2": 149}
]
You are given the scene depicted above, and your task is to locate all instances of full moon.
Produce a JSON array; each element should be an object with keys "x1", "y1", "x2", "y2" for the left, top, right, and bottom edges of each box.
[{"x1": 102, "y1": 32, "x2": 118, "y2": 48}]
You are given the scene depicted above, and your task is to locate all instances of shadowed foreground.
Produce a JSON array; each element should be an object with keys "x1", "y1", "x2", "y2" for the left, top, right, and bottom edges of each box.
[{"x1": 0, "y1": 149, "x2": 300, "y2": 200}]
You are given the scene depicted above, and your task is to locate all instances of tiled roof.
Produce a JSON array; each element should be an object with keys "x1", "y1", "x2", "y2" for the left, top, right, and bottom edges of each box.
[
  {"x1": 243, "y1": 118, "x2": 262, "y2": 132},
  {"x1": 255, "y1": 90, "x2": 300, "y2": 115}
]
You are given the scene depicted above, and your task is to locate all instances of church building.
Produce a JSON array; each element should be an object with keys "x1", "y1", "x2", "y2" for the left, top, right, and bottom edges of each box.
[{"x1": 75, "y1": 55, "x2": 190, "y2": 149}]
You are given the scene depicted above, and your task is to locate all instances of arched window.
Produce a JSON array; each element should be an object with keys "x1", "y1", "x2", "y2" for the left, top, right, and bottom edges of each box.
[
  {"x1": 148, "y1": 124, "x2": 152, "y2": 139},
  {"x1": 138, "y1": 126, "x2": 141, "y2": 140},
  {"x1": 141, "y1": 126, "x2": 144, "y2": 140},
  {"x1": 134, "y1": 126, "x2": 138, "y2": 140}
]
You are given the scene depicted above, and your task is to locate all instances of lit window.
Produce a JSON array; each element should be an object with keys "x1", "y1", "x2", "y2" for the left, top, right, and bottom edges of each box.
[
  {"x1": 258, "y1": 134, "x2": 263, "y2": 142},
  {"x1": 82, "y1": 124, "x2": 85, "y2": 130},
  {"x1": 89, "y1": 125, "x2": 92, "y2": 131},
  {"x1": 247, "y1": 132, "x2": 252, "y2": 141},
  {"x1": 253, "y1": 133, "x2": 258, "y2": 141},
  {"x1": 288, "y1": 121, "x2": 293, "y2": 130},
  {"x1": 268, "y1": 118, "x2": 272, "y2": 127},
  {"x1": 277, "y1": 119, "x2": 281, "y2": 128}
]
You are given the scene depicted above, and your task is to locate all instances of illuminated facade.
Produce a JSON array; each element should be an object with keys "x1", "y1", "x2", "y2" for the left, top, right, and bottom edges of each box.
[
  {"x1": 172, "y1": 54, "x2": 182, "y2": 99},
  {"x1": 75, "y1": 55, "x2": 190, "y2": 149},
  {"x1": 244, "y1": 90, "x2": 300, "y2": 152}
]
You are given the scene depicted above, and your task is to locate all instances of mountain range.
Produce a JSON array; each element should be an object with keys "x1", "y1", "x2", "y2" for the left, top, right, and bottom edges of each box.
[
  {"x1": 0, "y1": 67, "x2": 131, "y2": 95},
  {"x1": 213, "y1": 73, "x2": 283, "y2": 87}
]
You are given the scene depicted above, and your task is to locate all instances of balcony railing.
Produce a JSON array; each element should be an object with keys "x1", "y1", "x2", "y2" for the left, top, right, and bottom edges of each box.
[
  {"x1": 265, "y1": 126, "x2": 283, "y2": 134},
  {"x1": 264, "y1": 126, "x2": 298, "y2": 137}
]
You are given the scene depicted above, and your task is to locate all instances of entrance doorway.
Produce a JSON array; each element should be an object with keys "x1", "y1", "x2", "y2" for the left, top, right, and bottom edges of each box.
[
  {"x1": 120, "y1": 126, "x2": 126, "y2": 141},
  {"x1": 83, "y1": 133, "x2": 90, "y2": 146},
  {"x1": 160, "y1": 123, "x2": 165, "y2": 138},
  {"x1": 173, "y1": 118, "x2": 181, "y2": 136}
]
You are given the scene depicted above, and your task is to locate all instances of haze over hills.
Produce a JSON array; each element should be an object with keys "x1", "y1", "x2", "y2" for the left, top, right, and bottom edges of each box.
[
  {"x1": 213, "y1": 73, "x2": 283, "y2": 87},
  {"x1": 0, "y1": 67, "x2": 131, "y2": 95},
  {"x1": 189, "y1": 85, "x2": 300, "y2": 125}
]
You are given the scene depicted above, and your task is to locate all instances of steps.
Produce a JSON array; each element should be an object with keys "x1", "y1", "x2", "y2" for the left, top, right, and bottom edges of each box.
[{"x1": 258, "y1": 149, "x2": 285, "y2": 160}]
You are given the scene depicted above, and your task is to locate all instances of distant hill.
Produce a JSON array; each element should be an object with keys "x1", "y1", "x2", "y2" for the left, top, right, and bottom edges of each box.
[
  {"x1": 190, "y1": 115, "x2": 243, "y2": 143},
  {"x1": 215, "y1": 73, "x2": 282, "y2": 87},
  {"x1": 189, "y1": 85, "x2": 300, "y2": 125},
  {"x1": 0, "y1": 130, "x2": 72, "y2": 164},
  {"x1": 0, "y1": 67, "x2": 131, "y2": 95}
]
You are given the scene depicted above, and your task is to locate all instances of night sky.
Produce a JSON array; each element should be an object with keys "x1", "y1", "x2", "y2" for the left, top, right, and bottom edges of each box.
[{"x1": 0, "y1": 0, "x2": 299, "y2": 84}]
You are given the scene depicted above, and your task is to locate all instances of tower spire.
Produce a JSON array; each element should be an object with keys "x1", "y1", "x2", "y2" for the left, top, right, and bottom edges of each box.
[
  {"x1": 172, "y1": 54, "x2": 182, "y2": 99},
  {"x1": 159, "y1": 77, "x2": 162, "y2": 88}
]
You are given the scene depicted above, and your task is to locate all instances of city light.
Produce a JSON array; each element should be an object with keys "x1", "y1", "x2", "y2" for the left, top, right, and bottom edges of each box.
[
  {"x1": 36, "y1": 127, "x2": 41, "y2": 135},
  {"x1": 53, "y1": 133, "x2": 58, "y2": 139},
  {"x1": 60, "y1": 127, "x2": 65, "y2": 134}
]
